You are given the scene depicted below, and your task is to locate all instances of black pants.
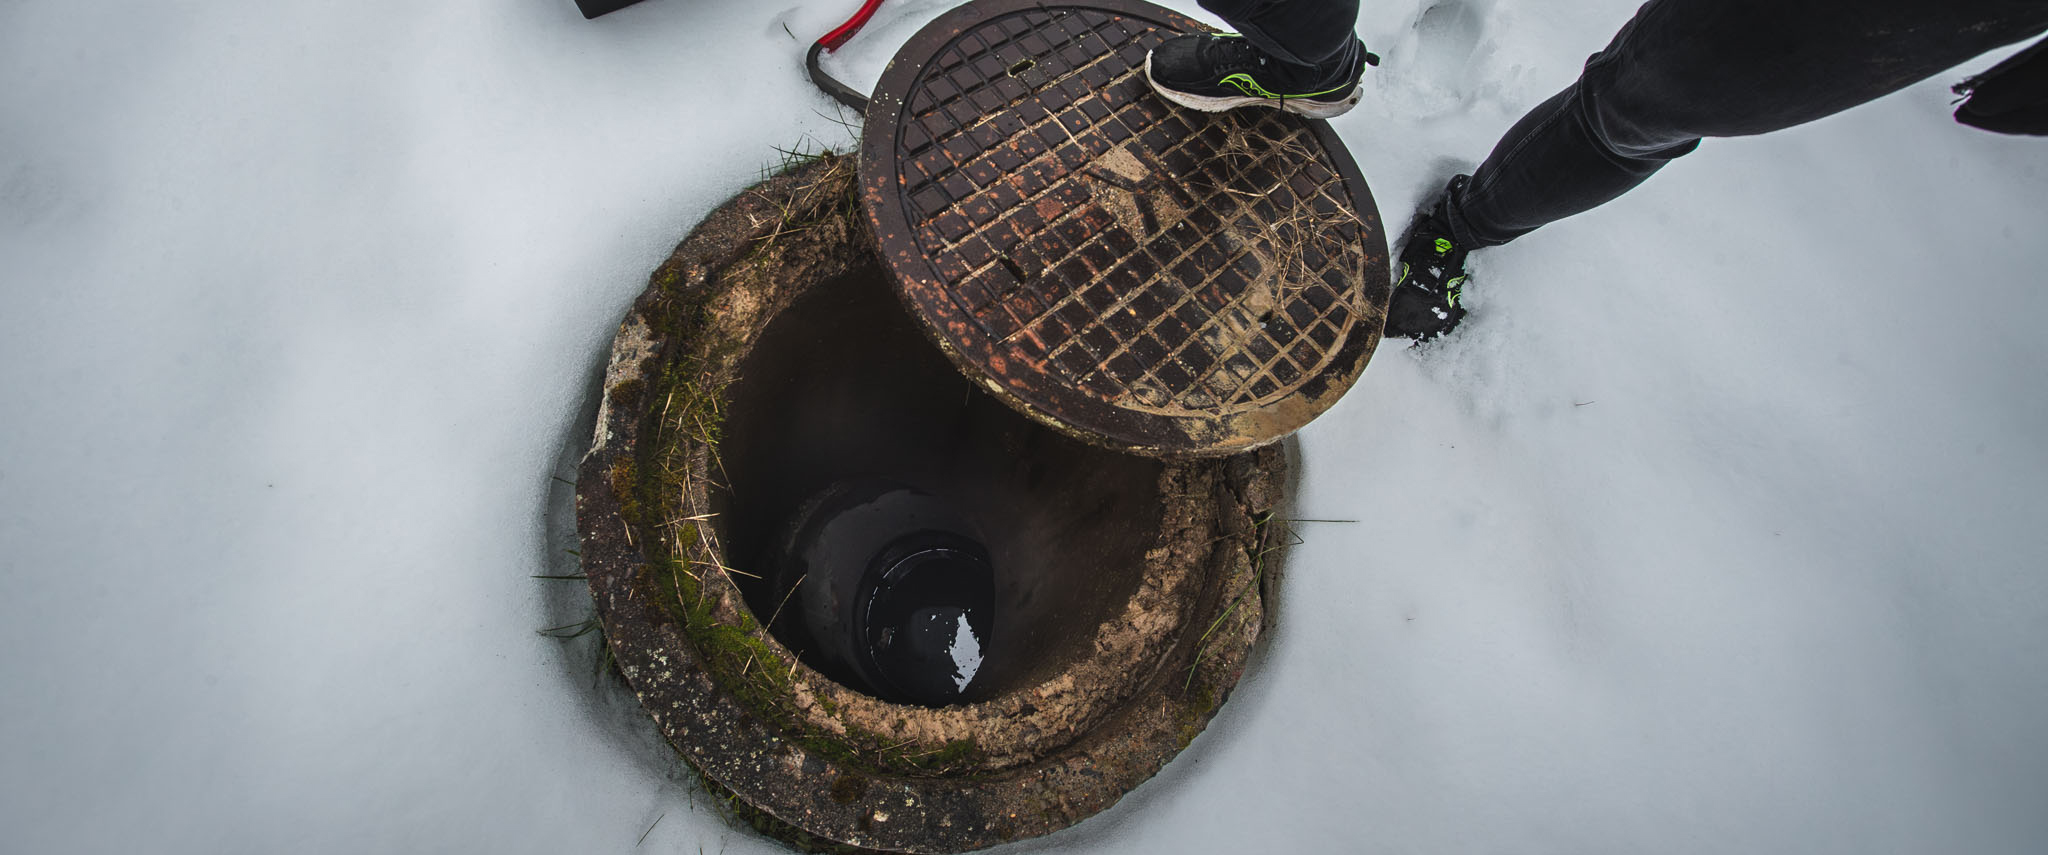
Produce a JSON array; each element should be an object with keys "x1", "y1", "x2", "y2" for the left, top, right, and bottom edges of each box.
[
  {"x1": 1200, "y1": 0, "x2": 1361, "y2": 68},
  {"x1": 1207, "y1": 0, "x2": 2048, "y2": 247},
  {"x1": 1444, "y1": 0, "x2": 2048, "y2": 247}
]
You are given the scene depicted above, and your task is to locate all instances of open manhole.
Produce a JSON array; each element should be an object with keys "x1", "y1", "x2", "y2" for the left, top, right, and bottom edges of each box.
[
  {"x1": 574, "y1": 1, "x2": 1386, "y2": 851},
  {"x1": 580, "y1": 156, "x2": 1288, "y2": 853}
]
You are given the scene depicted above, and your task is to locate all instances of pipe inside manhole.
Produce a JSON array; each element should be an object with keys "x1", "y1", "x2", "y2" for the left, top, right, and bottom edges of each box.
[
  {"x1": 767, "y1": 479, "x2": 996, "y2": 707},
  {"x1": 722, "y1": 257, "x2": 1173, "y2": 709}
]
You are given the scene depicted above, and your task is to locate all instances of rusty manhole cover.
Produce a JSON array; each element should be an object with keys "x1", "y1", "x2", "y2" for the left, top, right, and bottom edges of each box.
[{"x1": 861, "y1": 0, "x2": 1390, "y2": 457}]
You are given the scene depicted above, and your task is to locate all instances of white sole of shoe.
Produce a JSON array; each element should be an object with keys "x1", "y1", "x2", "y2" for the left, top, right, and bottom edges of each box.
[{"x1": 1142, "y1": 51, "x2": 1361, "y2": 119}]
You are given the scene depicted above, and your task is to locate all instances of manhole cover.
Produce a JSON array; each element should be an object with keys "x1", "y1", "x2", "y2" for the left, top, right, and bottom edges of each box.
[{"x1": 861, "y1": 0, "x2": 1391, "y2": 457}]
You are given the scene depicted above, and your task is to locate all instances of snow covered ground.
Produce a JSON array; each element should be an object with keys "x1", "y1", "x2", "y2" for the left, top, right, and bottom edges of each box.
[{"x1": 4, "y1": 0, "x2": 2045, "y2": 852}]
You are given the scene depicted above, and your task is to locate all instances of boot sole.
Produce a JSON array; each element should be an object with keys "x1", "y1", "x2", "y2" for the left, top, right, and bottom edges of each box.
[{"x1": 1143, "y1": 52, "x2": 1361, "y2": 119}]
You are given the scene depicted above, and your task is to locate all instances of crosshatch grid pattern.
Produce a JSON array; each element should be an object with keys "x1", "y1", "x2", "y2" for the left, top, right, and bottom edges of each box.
[{"x1": 889, "y1": 7, "x2": 1372, "y2": 417}]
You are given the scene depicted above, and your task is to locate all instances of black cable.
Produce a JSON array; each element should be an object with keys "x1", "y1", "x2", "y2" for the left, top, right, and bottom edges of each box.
[{"x1": 807, "y1": 42, "x2": 871, "y2": 113}]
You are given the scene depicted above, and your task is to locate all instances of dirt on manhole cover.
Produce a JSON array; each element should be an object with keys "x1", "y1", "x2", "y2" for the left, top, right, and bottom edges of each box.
[{"x1": 862, "y1": 0, "x2": 1391, "y2": 458}]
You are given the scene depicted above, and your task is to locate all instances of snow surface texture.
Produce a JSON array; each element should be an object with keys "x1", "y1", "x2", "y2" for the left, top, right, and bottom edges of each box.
[{"x1": 3, "y1": 0, "x2": 2045, "y2": 852}]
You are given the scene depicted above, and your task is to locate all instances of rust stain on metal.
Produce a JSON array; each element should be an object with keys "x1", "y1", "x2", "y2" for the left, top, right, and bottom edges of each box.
[{"x1": 861, "y1": 0, "x2": 1391, "y2": 457}]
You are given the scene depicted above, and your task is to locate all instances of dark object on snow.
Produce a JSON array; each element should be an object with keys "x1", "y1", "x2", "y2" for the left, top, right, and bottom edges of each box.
[
  {"x1": 574, "y1": 0, "x2": 647, "y2": 19},
  {"x1": 1955, "y1": 37, "x2": 2048, "y2": 135}
]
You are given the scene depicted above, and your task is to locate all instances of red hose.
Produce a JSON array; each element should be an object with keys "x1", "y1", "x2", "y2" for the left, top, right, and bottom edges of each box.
[
  {"x1": 817, "y1": 0, "x2": 885, "y2": 51},
  {"x1": 808, "y1": 0, "x2": 885, "y2": 110}
]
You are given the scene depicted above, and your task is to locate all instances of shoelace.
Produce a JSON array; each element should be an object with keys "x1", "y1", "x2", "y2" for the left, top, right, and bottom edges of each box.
[{"x1": 1204, "y1": 35, "x2": 1270, "y2": 74}]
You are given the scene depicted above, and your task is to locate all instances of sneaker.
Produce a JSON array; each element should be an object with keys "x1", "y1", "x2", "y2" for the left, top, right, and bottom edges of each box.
[
  {"x1": 1384, "y1": 183, "x2": 1472, "y2": 341},
  {"x1": 1145, "y1": 33, "x2": 1374, "y2": 119}
]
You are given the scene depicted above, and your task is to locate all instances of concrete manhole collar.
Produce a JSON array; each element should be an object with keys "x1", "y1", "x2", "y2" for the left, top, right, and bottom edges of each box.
[{"x1": 576, "y1": 156, "x2": 1288, "y2": 853}]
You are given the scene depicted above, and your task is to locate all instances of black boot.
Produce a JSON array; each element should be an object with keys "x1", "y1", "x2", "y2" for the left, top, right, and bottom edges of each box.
[
  {"x1": 1384, "y1": 177, "x2": 1473, "y2": 341},
  {"x1": 1145, "y1": 33, "x2": 1374, "y2": 119}
]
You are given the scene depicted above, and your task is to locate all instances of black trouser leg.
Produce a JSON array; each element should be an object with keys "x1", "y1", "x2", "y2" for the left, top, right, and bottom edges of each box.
[
  {"x1": 1198, "y1": 0, "x2": 1361, "y2": 69},
  {"x1": 1445, "y1": 0, "x2": 2048, "y2": 248}
]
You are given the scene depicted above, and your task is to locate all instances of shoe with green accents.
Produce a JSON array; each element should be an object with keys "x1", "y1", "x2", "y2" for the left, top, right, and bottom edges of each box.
[
  {"x1": 1385, "y1": 191, "x2": 1471, "y2": 341},
  {"x1": 1145, "y1": 33, "x2": 1375, "y2": 119}
]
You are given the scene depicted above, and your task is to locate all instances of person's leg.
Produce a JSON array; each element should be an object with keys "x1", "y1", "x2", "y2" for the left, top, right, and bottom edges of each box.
[
  {"x1": 1447, "y1": 0, "x2": 2048, "y2": 248},
  {"x1": 1388, "y1": 0, "x2": 2048, "y2": 340}
]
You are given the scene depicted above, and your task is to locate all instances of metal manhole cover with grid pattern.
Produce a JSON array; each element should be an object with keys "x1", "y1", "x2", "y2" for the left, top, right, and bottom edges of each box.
[{"x1": 860, "y1": 0, "x2": 1390, "y2": 457}]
